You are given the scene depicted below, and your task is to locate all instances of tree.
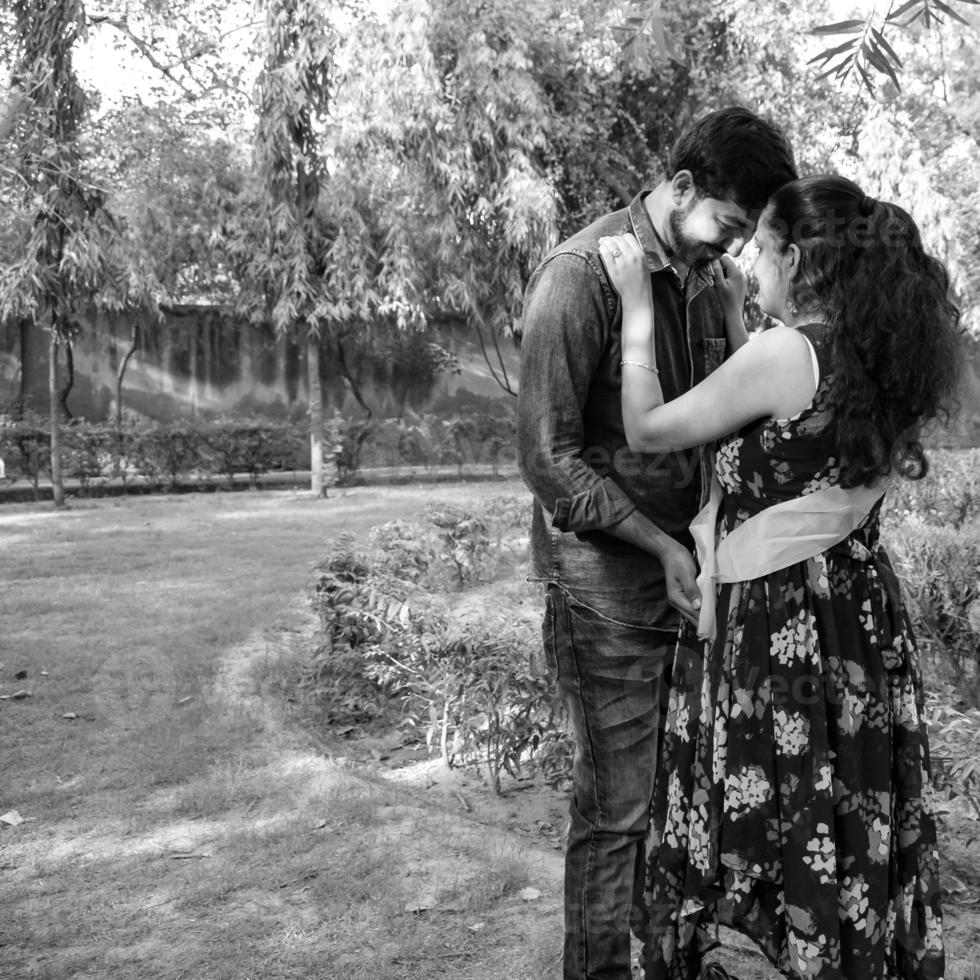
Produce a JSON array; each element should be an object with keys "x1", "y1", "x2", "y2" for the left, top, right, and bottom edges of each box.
[
  {"x1": 835, "y1": 15, "x2": 980, "y2": 333},
  {"x1": 4, "y1": 0, "x2": 975, "y2": 468},
  {"x1": 71, "y1": 1, "x2": 269, "y2": 451},
  {"x1": 0, "y1": 0, "x2": 149, "y2": 506},
  {"x1": 230, "y1": 0, "x2": 452, "y2": 494},
  {"x1": 236, "y1": 0, "x2": 346, "y2": 497},
  {"x1": 89, "y1": 100, "x2": 252, "y2": 441},
  {"x1": 608, "y1": 0, "x2": 980, "y2": 336},
  {"x1": 396, "y1": 0, "x2": 563, "y2": 392}
]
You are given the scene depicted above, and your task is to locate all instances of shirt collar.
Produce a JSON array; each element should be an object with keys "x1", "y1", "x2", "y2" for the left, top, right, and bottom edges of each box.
[
  {"x1": 628, "y1": 191, "x2": 672, "y2": 274},
  {"x1": 628, "y1": 189, "x2": 718, "y2": 291}
]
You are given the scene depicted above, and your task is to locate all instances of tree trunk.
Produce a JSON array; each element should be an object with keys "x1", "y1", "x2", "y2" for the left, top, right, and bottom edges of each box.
[
  {"x1": 336, "y1": 336, "x2": 373, "y2": 419},
  {"x1": 49, "y1": 328, "x2": 64, "y2": 508},
  {"x1": 59, "y1": 338, "x2": 74, "y2": 420},
  {"x1": 188, "y1": 328, "x2": 200, "y2": 417},
  {"x1": 15, "y1": 319, "x2": 30, "y2": 420},
  {"x1": 296, "y1": 156, "x2": 325, "y2": 498},
  {"x1": 308, "y1": 333, "x2": 325, "y2": 498},
  {"x1": 115, "y1": 320, "x2": 140, "y2": 477},
  {"x1": 472, "y1": 322, "x2": 517, "y2": 396}
]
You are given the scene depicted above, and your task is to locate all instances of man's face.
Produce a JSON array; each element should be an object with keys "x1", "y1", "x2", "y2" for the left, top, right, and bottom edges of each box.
[{"x1": 667, "y1": 194, "x2": 757, "y2": 267}]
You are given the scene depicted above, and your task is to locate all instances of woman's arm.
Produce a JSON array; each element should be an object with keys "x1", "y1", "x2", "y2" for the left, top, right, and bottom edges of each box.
[
  {"x1": 599, "y1": 234, "x2": 817, "y2": 452},
  {"x1": 597, "y1": 234, "x2": 666, "y2": 422}
]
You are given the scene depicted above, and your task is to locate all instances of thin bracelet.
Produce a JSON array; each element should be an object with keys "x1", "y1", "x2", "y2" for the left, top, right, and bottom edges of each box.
[{"x1": 620, "y1": 359, "x2": 659, "y2": 375}]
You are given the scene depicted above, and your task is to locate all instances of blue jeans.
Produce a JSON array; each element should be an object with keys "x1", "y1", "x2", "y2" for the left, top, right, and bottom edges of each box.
[{"x1": 543, "y1": 584, "x2": 676, "y2": 980}]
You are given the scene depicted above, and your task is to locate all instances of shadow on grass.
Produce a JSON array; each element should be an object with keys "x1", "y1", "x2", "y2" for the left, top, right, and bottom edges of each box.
[{"x1": 0, "y1": 748, "x2": 563, "y2": 980}]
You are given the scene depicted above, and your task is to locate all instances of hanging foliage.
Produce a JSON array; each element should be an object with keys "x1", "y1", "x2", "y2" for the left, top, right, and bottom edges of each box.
[
  {"x1": 0, "y1": 0, "x2": 154, "y2": 505},
  {"x1": 809, "y1": 0, "x2": 980, "y2": 94}
]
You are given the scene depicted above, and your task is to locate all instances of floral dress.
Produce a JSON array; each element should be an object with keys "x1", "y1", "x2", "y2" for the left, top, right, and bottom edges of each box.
[{"x1": 643, "y1": 323, "x2": 945, "y2": 979}]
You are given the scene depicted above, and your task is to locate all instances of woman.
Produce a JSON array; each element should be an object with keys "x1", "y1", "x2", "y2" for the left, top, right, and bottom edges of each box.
[{"x1": 597, "y1": 175, "x2": 958, "y2": 979}]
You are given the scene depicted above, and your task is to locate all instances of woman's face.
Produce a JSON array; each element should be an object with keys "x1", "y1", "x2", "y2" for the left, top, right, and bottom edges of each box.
[{"x1": 751, "y1": 216, "x2": 794, "y2": 321}]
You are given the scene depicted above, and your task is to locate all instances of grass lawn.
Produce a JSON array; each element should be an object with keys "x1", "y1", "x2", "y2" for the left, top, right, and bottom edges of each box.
[
  {"x1": 2, "y1": 482, "x2": 979, "y2": 979},
  {"x1": 0, "y1": 483, "x2": 565, "y2": 980}
]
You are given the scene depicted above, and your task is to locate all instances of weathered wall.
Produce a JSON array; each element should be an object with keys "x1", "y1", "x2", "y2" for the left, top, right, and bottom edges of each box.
[
  {"x1": 0, "y1": 307, "x2": 519, "y2": 422},
  {"x1": 3, "y1": 307, "x2": 980, "y2": 447}
]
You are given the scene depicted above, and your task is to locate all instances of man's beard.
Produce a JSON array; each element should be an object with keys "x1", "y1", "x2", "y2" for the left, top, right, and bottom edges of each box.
[{"x1": 667, "y1": 200, "x2": 721, "y2": 267}]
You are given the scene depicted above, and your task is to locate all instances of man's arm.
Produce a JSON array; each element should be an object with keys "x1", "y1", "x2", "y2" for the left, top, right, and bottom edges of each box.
[
  {"x1": 516, "y1": 251, "x2": 700, "y2": 623},
  {"x1": 605, "y1": 509, "x2": 701, "y2": 625},
  {"x1": 517, "y1": 251, "x2": 634, "y2": 532}
]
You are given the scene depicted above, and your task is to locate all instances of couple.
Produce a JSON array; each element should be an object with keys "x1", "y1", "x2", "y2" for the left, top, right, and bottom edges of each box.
[{"x1": 517, "y1": 107, "x2": 956, "y2": 980}]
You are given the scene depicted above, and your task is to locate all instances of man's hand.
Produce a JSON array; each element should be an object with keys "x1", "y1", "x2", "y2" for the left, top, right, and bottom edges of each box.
[
  {"x1": 604, "y1": 509, "x2": 702, "y2": 627},
  {"x1": 659, "y1": 541, "x2": 702, "y2": 627}
]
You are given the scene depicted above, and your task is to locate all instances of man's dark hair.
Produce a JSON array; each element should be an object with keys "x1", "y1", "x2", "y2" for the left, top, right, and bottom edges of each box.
[{"x1": 668, "y1": 106, "x2": 797, "y2": 211}]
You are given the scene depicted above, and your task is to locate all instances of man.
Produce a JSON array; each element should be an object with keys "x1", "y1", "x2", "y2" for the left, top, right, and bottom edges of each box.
[{"x1": 516, "y1": 107, "x2": 796, "y2": 980}]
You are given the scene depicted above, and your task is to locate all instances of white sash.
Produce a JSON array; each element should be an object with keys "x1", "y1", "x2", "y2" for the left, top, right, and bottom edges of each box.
[{"x1": 691, "y1": 477, "x2": 885, "y2": 641}]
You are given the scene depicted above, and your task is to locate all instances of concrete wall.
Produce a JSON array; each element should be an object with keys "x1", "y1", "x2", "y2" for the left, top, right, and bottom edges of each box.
[
  {"x1": 3, "y1": 306, "x2": 979, "y2": 448},
  {"x1": 0, "y1": 306, "x2": 519, "y2": 422}
]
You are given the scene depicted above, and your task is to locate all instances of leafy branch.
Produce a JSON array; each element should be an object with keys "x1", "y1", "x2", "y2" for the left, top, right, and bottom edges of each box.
[
  {"x1": 612, "y1": 0, "x2": 684, "y2": 67},
  {"x1": 809, "y1": 0, "x2": 980, "y2": 95}
]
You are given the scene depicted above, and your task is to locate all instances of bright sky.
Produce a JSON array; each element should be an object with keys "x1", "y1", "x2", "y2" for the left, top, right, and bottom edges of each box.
[
  {"x1": 74, "y1": 0, "x2": 405, "y2": 108},
  {"x1": 74, "y1": 0, "x2": 875, "y2": 106},
  {"x1": 75, "y1": 4, "x2": 258, "y2": 111}
]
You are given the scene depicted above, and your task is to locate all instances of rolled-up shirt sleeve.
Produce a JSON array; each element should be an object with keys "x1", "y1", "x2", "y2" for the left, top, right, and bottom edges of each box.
[{"x1": 517, "y1": 251, "x2": 637, "y2": 534}]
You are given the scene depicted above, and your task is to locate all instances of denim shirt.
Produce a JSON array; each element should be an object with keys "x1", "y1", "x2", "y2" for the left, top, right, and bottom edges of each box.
[{"x1": 516, "y1": 191, "x2": 728, "y2": 629}]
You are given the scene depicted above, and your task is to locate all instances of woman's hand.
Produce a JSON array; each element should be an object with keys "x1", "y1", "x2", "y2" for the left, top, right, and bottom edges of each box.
[
  {"x1": 598, "y1": 233, "x2": 649, "y2": 307},
  {"x1": 713, "y1": 254, "x2": 749, "y2": 352},
  {"x1": 713, "y1": 254, "x2": 747, "y2": 322}
]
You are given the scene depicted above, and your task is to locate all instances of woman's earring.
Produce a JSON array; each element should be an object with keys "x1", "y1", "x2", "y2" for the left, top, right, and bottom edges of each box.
[{"x1": 787, "y1": 293, "x2": 799, "y2": 317}]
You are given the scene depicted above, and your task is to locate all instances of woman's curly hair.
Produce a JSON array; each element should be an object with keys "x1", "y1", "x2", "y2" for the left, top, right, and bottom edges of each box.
[{"x1": 765, "y1": 175, "x2": 962, "y2": 487}]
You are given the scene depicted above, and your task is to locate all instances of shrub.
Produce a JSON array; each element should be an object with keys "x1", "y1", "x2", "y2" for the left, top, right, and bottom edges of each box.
[
  {"x1": 126, "y1": 422, "x2": 207, "y2": 489},
  {"x1": 323, "y1": 412, "x2": 376, "y2": 484},
  {"x1": 368, "y1": 520, "x2": 438, "y2": 583},
  {"x1": 890, "y1": 519, "x2": 980, "y2": 703},
  {"x1": 0, "y1": 416, "x2": 316, "y2": 494},
  {"x1": 883, "y1": 448, "x2": 980, "y2": 530},
  {"x1": 61, "y1": 421, "x2": 118, "y2": 490},
  {"x1": 447, "y1": 412, "x2": 517, "y2": 474},
  {"x1": 302, "y1": 500, "x2": 570, "y2": 792},
  {"x1": 0, "y1": 408, "x2": 520, "y2": 496},
  {"x1": 424, "y1": 502, "x2": 491, "y2": 587},
  {"x1": 925, "y1": 692, "x2": 980, "y2": 823},
  {"x1": 364, "y1": 419, "x2": 405, "y2": 469},
  {"x1": 364, "y1": 611, "x2": 562, "y2": 794},
  {"x1": 394, "y1": 414, "x2": 456, "y2": 471},
  {"x1": 304, "y1": 533, "x2": 398, "y2": 726},
  {"x1": 200, "y1": 418, "x2": 305, "y2": 488},
  {"x1": 0, "y1": 413, "x2": 50, "y2": 498},
  {"x1": 484, "y1": 493, "x2": 532, "y2": 549}
]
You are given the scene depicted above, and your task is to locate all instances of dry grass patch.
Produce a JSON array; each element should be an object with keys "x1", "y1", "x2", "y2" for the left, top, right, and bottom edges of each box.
[
  {"x1": 2, "y1": 751, "x2": 562, "y2": 980},
  {"x1": 0, "y1": 483, "x2": 567, "y2": 980}
]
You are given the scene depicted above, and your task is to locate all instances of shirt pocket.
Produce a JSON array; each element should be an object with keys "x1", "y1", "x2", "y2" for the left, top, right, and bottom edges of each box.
[{"x1": 704, "y1": 337, "x2": 727, "y2": 376}]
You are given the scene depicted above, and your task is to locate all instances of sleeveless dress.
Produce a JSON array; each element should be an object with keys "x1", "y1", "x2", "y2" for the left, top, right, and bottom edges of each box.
[{"x1": 642, "y1": 323, "x2": 945, "y2": 979}]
